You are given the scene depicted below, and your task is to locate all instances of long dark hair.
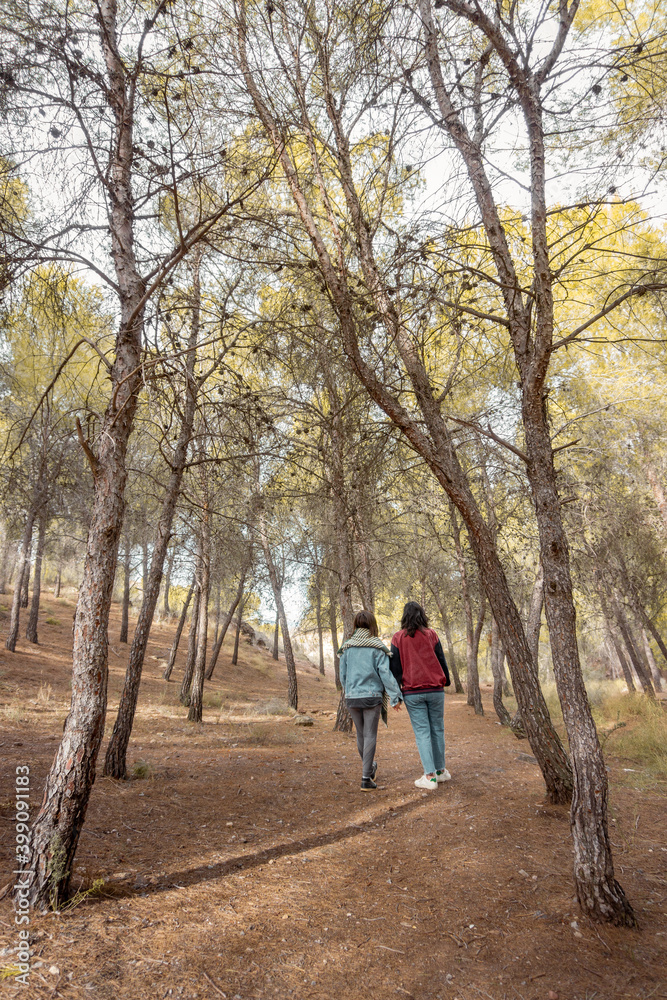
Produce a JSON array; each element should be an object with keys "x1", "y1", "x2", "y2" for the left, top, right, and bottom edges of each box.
[
  {"x1": 401, "y1": 601, "x2": 429, "y2": 638},
  {"x1": 353, "y1": 610, "x2": 378, "y2": 636}
]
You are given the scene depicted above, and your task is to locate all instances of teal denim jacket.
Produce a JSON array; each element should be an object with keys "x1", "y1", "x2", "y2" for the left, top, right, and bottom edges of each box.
[{"x1": 339, "y1": 646, "x2": 403, "y2": 705}]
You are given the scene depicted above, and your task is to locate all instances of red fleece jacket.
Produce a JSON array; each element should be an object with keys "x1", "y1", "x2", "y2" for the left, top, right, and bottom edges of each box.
[{"x1": 390, "y1": 627, "x2": 450, "y2": 692}]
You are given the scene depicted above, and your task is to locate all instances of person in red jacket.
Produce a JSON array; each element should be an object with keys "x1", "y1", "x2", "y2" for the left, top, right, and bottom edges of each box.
[{"x1": 391, "y1": 601, "x2": 451, "y2": 790}]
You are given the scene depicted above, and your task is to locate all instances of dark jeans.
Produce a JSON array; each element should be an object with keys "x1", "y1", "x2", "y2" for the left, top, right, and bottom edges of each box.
[{"x1": 347, "y1": 704, "x2": 381, "y2": 778}]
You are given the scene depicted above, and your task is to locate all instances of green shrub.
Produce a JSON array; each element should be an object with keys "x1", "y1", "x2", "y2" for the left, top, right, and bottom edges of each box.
[{"x1": 131, "y1": 759, "x2": 153, "y2": 779}]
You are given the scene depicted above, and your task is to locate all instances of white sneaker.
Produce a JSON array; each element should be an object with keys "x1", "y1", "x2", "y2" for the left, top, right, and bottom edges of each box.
[
  {"x1": 436, "y1": 769, "x2": 451, "y2": 782},
  {"x1": 414, "y1": 774, "x2": 438, "y2": 790}
]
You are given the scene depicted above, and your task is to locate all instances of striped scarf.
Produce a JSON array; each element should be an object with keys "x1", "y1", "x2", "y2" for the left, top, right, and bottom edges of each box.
[
  {"x1": 337, "y1": 627, "x2": 392, "y2": 657},
  {"x1": 338, "y1": 628, "x2": 392, "y2": 727}
]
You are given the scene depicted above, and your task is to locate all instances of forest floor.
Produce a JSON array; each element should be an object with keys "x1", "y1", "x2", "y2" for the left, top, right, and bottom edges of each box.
[{"x1": 0, "y1": 592, "x2": 666, "y2": 1000}]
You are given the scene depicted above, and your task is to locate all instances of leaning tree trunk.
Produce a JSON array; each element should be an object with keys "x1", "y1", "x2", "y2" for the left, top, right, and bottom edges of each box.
[
  {"x1": 163, "y1": 575, "x2": 195, "y2": 680},
  {"x1": 188, "y1": 504, "x2": 211, "y2": 724},
  {"x1": 237, "y1": 21, "x2": 571, "y2": 792},
  {"x1": 205, "y1": 569, "x2": 247, "y2": 680},
  {"x1": 119, "y1": 534, "x2": 131, "y2": 644},
  {"x1": 26, "y1": 505, "x2": 47, "y2": 644},
  {"x1": 104, "y1": 254, "x2": 201, "y2": 776},
  {"x1": 5, "y1": 509, "x2": 35, "y2": 652}
]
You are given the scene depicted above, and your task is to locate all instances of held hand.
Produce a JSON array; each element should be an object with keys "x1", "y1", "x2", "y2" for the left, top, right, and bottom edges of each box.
[{"x1": 392, "y1": 702, "x2": 403, "y2": 712}]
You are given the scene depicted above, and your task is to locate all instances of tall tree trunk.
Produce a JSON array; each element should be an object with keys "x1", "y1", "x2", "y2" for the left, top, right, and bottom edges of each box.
[
  {"x1": 163, "y1": 542, "x2": 176, "y2": 616},
  {"x1": 213, "y1": 581, "x2": 221, "y2": 644},
  {"x1": 20, "y1": 537, "x2": 31, "y2": 608},
  {"x1": 104, "y1": 249, "x2": 202, "y2": 777},
  {"x1": 20, "y1": 0, "x2": 217, "y2": 910},
  {"x1": 598, "y1": 588, "x2": 635, "y2": 692},
  {"x1": 490, "y1": 617, "x2": 511, "y2": 726},
  {"x1": 429, "y1": 584, "x2": 464, "y2": 693},
  {"x1": 610, "y1": 594, "x2": 655, "y2": 698},
  {"x1": 468, "y1": 598, "x2": 486, "y2": 716},
  {"x1": 329, "y1": 584, "x2": 341, "y2": 691},
  {"x1": 119, "y1": 534, "x2": 131, "y2": 644},
  {"x1": 272, "y1": 611, "x2": 280, "y2": 660},
  {"x1": 54, "y1": 563, "x2": 62, "y2": 598},
  {"x1": 163, "y1": 576, "x2": 195, "y2": 681},
  {"x1": 259, "y1": 516, "x2": 298, "y2": 709},
  {"x1": 205, "y1": 569, "x2": 247, "y2": 679},
  {"x1": 26, "y1": 505, "x2": 47, "y2": 644},
  {"x1": 231, "y1": 597, "x2": 245, "y2": 666},
  {"x1": 526, "y1": 564, "x2": 544, "y2": 676},
  {"x1": 640, "y1": 626, "x2": 663, "y2": 693},
  {"x1": 188, "y1": 503, "x2": 211, "y2": 724},
  {"x1": 5, "y1": 509, "x2": 35, "y2": 652},
  {"x1": 180, "y1": 578, "x2": 201, "y2": 706},
  {"x1": 0, "y1": 525, "x2": 11, "y2": 594},
  {"x1": 315, "y1": 575, "x2": 325, "y2": 675}
]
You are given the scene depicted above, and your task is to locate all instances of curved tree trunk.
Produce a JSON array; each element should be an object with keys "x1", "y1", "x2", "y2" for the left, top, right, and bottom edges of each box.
[
  {"x1": 26, "y1": 505, "x2": 47, "y2": 644},
  {"x1": 163, "y1": 576, "x2": 195, "y2": 681}
]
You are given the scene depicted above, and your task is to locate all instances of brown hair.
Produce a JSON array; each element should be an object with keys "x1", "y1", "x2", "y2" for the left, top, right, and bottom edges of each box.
[{"x1": 353, "y1": 610, "x2": 378, "y2": 636}]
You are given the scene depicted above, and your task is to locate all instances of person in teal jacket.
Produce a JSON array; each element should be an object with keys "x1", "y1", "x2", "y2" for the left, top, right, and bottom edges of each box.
[{"x1": 339, "y1": 610, "x2": 403, "y2": 791}]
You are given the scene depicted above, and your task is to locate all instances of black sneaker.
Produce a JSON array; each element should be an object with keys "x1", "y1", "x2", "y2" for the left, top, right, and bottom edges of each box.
[
  {"x1": 361, "y1": 777, "x2": 377, "y2": 791},
  {"x1": 371, "y1": 761, "x2": 378, "y2": 780}
]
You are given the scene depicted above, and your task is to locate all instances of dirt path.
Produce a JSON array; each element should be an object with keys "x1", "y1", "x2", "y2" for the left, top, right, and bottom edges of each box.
[{"x1": 1, "y1": 594, "x2": 665, "y2": 1000}]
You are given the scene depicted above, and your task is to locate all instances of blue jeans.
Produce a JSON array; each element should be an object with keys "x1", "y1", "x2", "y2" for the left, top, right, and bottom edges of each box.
[{"x1": 404, "y1": 690, "x2": 445, "y2": 774}]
